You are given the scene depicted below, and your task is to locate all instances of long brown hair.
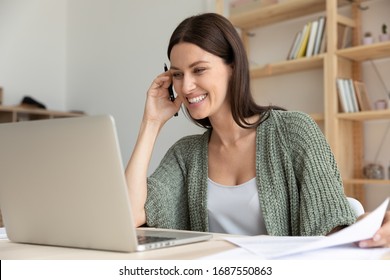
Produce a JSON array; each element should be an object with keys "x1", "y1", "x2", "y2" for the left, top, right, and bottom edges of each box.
[{"x1": 167, "y1": 13, "x2": 283, "y2": 129}]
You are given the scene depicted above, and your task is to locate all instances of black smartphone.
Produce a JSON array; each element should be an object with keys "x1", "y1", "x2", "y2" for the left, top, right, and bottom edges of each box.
[{"x1": 164, "y1": 63, "x2": 178, "y2": 116}]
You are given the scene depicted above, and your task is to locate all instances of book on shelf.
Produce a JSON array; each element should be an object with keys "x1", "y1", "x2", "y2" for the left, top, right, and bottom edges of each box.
[
  {"x1": 336, "y1": 79, "x2": 373, "y2": 113},
  {"x1": 305, "y1": 19, "x2": 319, "y2": 57},
  {"x1": 319, "y1": 22, "x2": 327, "y2": 54},
  {"x1": 336, "y1": 78, "x2": 351, "y2": 113},
  {"x1": 313, "y1": 16, "x2": 326, "y2": 55},
  {"x1": 353, "y1": 81, "x2": 372, "y2": 111},
  {"x1": 338, "y1": 24, "x2": 352, "y2": 49},
  {"x1": 346, "y1": 79, "x2": 359, "y2": 112},
  {"x1": 287, "y1": 16, "x2": 327, "y2": 60},
  {"x1": 296, "y1": 22, "x2": 311, "y2": 58},
  {"x1": 287, "y1": 30, "x2": 302, "y2": 60}
]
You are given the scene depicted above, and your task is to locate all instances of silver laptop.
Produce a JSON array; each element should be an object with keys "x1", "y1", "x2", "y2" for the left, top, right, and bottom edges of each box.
[{"x1": 0, "y1": 115, "x2": 211, "y2": 252}]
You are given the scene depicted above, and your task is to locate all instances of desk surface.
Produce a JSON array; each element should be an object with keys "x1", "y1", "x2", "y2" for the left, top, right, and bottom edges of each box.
[
  {"x1": 1, "y1": 228, "x2": 390, "y2": 260},
  {"x1": 0, "y1": 229, "x2": 235, "y2": 260}
]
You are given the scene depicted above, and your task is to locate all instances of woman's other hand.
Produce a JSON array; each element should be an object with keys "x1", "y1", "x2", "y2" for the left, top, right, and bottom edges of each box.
[{"x1": 358, "y1": 210, "x2": 390, "y2": 248}]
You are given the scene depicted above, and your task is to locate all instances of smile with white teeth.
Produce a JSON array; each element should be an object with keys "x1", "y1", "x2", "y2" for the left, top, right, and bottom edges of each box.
[{"x1": 187, "y1": 94, "x2": 207, "y2": 104}]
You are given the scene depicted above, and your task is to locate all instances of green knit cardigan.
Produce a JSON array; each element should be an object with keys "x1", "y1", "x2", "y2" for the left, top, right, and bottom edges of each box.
[{"x1": 145, "y1": 110, "x2": 356, "y2": 236}]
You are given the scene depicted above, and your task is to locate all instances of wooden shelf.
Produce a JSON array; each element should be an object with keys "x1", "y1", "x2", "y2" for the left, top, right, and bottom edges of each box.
[
  {"x1": 337, "y1": 109, "x2": 390, "y2": 121},
  {"x1": 0, "y1": 105, "x2": 83, "y2": 116},
  {"x1": 344, "y1": 179, "x2": 390, "y2": 185},
  {"x1": 337, "y1": 41, "x2": 390, "y2": 61},
  {"x1": 250, "y1": 54, "x2": 324, "y2": 78},
  {"x1": 230, "y1": 0, "x2": 326, "y2": 29},
  {"x1": 229, "y1": 0, "x2": 358, "y2": 29},
  {"x1": 0, "y1": 105, "x2": 84, "y2": 123}
]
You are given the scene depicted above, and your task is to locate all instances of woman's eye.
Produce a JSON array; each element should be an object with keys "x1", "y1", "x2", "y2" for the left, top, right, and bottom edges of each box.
[
  {"x1": 172, "y1": 72, "x2": 183, "y2": 79},
  {"x1": 194, "y1": 68, "x2": 206, "y2": 74}
]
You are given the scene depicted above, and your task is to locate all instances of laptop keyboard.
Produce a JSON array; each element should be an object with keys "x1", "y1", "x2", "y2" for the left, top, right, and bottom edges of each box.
[{"x1": 137, "y1": 235, "x2": 175, "y2": 245}]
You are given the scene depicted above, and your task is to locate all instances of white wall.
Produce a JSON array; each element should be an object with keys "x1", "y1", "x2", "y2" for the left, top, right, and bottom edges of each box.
[
  {"x1": 0, "y1": 0, "x2": 211, "y2": 173},
  {"x1": 0, "y1": 0, "x2": 67, "y2": 109},
  {"x1": 66, "y1": 0, "x2": 210, "y2": 173},
  {"x1": 0, "y1": 0, "x2": 389, "y2": 210}
]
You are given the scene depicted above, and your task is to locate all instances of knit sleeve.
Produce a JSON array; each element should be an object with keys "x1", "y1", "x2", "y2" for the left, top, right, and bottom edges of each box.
[
  {"x1": 281, "y1": 111, "x2": 357, "y2": 236},
  {"x1": 145, "y1": 140, "x2": 191, "y2": 230}
]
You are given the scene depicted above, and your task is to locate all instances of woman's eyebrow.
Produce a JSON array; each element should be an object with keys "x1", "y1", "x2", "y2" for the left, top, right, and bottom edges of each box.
[{"x1": 170, "y1": 60, "x2": 210, "y2": 70}]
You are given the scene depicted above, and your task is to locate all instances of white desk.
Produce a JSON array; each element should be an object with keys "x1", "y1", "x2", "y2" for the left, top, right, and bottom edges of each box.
[
  {"x1": 1, "y1": 228, "x2": 389, "y2": 260},
  {"x1": 0, "y1": 229, "x2": 236, "y2": 260}
]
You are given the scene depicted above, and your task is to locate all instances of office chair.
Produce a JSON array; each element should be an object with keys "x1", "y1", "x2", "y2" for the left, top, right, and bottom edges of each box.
[{"x1": 347, "y1": 197, "x2": 365, "y2": 217}]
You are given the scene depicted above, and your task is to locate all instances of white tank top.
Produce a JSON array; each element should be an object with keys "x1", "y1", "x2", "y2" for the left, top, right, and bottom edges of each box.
[{"x1": 207, "y1": 177, "x2": 267, "y2": 236}]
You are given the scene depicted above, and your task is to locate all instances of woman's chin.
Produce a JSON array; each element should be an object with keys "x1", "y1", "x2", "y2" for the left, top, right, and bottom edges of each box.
[{"x1": 188, "y1": 112, "x2": 208, "y2": 120}]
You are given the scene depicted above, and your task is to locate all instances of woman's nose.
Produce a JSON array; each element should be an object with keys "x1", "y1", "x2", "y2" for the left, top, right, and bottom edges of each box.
[{"x1": 181, "y1": 75, "x2": 196, "y2": 94}]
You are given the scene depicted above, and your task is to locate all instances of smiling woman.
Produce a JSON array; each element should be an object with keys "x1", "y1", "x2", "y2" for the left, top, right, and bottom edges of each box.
[
  {"x1": 124, "y1": 13, "x2": 390, "y2": 248},
  {"x1": 169, "y1": 42, "x2": 232, "y2": 122},
  {"x1": 166, "y1": 13, "x2": 283, "y2": 129}
]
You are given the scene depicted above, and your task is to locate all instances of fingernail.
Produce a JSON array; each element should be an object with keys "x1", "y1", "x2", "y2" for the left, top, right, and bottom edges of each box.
[{"x1": 359, "y1": 241, "x2": 367, "y2": 248}]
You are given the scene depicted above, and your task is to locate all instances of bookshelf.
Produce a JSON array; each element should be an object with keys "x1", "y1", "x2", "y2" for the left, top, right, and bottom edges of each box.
[{"x1": 218, "y1": 0, "x2": 390, "y2": 207}]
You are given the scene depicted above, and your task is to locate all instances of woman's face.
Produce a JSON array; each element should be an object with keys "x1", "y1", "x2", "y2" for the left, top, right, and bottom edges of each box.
[{"x1": 170, "y1": 42, "x2": 232, "y2": 120}]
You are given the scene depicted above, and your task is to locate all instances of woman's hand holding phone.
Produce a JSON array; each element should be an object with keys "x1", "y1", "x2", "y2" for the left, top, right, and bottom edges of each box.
[{"x1": 143, "y1": 71, "x2": 182, "y2": 126}]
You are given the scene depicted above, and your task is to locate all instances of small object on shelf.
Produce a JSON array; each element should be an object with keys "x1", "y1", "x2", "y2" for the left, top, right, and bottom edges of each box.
[
  {"x1": 20, "y1": 96, "x2": 46, "y2": 109},
  {"x1": 69, "y1": 110, "x2": 85, "y2": 115},
  {"x1": 363, "y1": 32, "x2": 374, "y2": 45},
  {"x1": 379, "y1": 24, "x2": 389, "y2": 42},
  {"x1": 374, "y1": 99, "x2": 388, "y2": 110},
  {"x1": 363, "y1": 163, "x2": 384, "y2": 179}
]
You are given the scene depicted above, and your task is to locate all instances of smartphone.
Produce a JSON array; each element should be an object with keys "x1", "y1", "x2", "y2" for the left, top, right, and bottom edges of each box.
[{"x1": 164, "y1": 63, "x2": 178, "y2": 116}]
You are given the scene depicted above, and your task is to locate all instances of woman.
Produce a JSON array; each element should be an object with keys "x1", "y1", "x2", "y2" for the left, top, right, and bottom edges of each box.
[{"x1": 125, "y1": 13, "x2": 390, "y2": 247}]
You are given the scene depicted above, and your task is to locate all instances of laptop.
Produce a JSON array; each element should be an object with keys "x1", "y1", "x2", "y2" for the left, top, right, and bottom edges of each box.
[{"x1": 0, "y1": 115, "x2": 212, "y2": 252}]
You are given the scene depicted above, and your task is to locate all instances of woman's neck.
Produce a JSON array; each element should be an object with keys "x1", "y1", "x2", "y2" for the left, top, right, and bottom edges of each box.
[{"x1": 209, "y1": 113, "x2": 258, "y2": 147}]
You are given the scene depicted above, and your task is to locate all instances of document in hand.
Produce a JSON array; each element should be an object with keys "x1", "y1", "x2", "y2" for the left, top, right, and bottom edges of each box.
[{"x1": 226, "y1": 197, "x2": 389, "y2": 259}]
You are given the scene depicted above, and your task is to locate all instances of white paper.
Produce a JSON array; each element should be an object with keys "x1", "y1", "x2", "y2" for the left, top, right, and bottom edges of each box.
[
  {"x1": 226, "y1": 197, "x2": 389, "y2": 259},
  {"x1": 199, "y1": 244, "x2": 390, "y2": 260}
]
